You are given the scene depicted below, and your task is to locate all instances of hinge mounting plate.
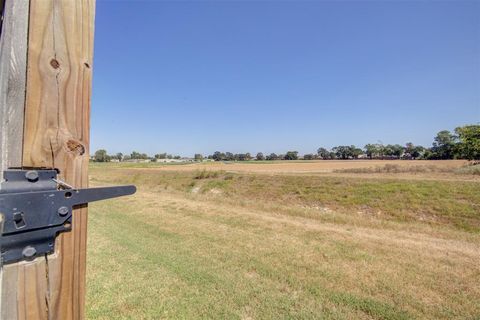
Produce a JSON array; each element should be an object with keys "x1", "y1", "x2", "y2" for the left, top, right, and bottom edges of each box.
[{"x1": 0, "y1": 169, "x2": 135, "y2": 264}]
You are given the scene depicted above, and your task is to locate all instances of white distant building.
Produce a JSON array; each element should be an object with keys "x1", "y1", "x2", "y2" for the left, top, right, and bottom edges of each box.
[
  {"x1": 154, "y1": 158, "x2": 194, "y2": 163},
  {"x1": 124, "y1": 159, "x2": 152, "y2": 163}
]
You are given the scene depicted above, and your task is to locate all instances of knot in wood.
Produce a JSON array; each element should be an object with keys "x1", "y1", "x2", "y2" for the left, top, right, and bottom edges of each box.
[
  {"x1": 66, "y1": 140, "x2": 85, "y2": 156},
  {"x1": 50, "y1": 58, "x2": 60, "y2": 69}
]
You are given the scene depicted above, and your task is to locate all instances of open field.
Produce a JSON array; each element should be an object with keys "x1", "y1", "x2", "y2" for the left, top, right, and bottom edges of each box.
[
  {"x1": 97, "y1": 160, "x2": 478, "y2": 182},
  {"x1": 100, "y1": 159, "x2": 469, "y2": 174},
  {"x1": 86, "y1": 161, "x2": 480, "y2": 319}
]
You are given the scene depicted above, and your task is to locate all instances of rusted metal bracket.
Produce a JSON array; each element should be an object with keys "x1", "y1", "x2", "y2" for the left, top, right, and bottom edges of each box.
[{"x1": 0, "y1": 169, "x2": 136, "y2": 264}]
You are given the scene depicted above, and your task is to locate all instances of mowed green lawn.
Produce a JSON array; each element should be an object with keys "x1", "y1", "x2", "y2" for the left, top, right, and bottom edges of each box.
[{"x1": 86, "y1": 164, "x2": 480, "y2": 319}]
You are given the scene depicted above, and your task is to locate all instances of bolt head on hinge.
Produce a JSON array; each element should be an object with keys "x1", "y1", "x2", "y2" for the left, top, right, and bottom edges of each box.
[
  {"x1": 57, "y1": 206, "x2": 69, "y2": 216},
  {"x1": 25, "y1": 170, "x2": 39, "y2": 182},
  {"x1": 22, "y1": 246, "x2": 36, "y2": 259}
]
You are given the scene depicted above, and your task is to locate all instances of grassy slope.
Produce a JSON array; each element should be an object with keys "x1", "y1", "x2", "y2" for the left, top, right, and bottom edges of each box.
[
  {"x1": 86, "y1": 164, "x2": 480, "y2": 319},
  {"x1": 90, "y1": 166, "x2": 480, "y2": 233}
]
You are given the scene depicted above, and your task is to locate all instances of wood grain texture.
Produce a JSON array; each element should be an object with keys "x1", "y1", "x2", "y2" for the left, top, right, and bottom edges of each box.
[
  {"x1": 0, "y1": 1, "x2": 44, "y2": 319},
  {"x1": 1, "y1": 1, "x2": 95, "y2": 319},
  {"x1": 0, "y1": 0, "x2": 28, "y2": 173},
  {"x1": 1, "y1": 262, "x2": 49, "y2": 319},
  {"x1": 23, "y1": 1, "x2": 95, "y2": 319}
]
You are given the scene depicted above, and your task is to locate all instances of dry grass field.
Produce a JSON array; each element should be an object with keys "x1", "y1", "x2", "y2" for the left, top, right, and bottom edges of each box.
[
  {"x1": 105, "y1": 159, "x2": 469, "y2": 173},
  {"x1": 86, "y1": 160, "x2": 480, "y2": 319}
]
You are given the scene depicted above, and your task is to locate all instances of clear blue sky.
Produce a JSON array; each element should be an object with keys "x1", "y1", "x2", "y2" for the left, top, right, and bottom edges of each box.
[{"x1": 91, "y1": 0, "x2": 480, "y2": 156}]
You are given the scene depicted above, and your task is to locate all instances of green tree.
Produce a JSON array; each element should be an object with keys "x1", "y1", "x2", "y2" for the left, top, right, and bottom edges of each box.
[
  {"x1": 225, "y1": 152, "x2": 234, "y2": 161},
  {"x1": 303, "y1": 154, "x2": 315, "y2": 160},
  {"x1": 332, "y1": 146, "x2": 350, "y2": 159},
  {"x1": 405, "y1": 142, "x2": 415, "y2": 157},
  {"x1": 317, "y1": 147, "x2": 329, "y2": 159},
  {"x1": 377, "y1": 144, "x2": 386, "y2": 159},
  {"x1": 131, "y1": 151, "x2": 148, "y2": 160},
  {"x1": 115, "y1": 152, "x2": 123, "y2": 161},
  {"x1": 130, "y1": 151, "x2": 141, "y2": 159},
  {"x1": 351, "y1": 146, "x2": 363, "y2": 159},
  {"x1": 236, "y1": 154, "x2": 246, "y2": 161},
  {"x1": 383, "y1": 145, "x2": 395, "y2": 157},
  {"x1": 405, "y1": 142, "x2": 425, "y2": 160},
  {"x1": 455, "y1": 125, "x2": 480, "y2": 160},
  {"x1": 391, "y1": 144, "x2": 404, "y2": 158},
  {"x1": 266, "y1": 153, "x2": 278, "y2": 160},
  {"x1": 284, "y1": 151, "x2": 298, "y2": 160},
  {"x1": 194, "y1": 154, "x2": 204, "y2": 161},
  {"x1": 212, "y1": 151, "x2": 225, "y2": 161},
  {"x1": 155, "y1": 153, "x2": 167, "y2": 159},
  {"x1": 404, "y1": 143, "x2": 425, "y2": 159},
  {"x1": 411, "y1": 146, "x2": 424, "y2": 159},
  {"x1": 432, "y1": 130, "x2": 457, "y2": 159},
  {"x1": 364, "y1": 144, "x2": 379, "y2": 159},
  {"x1": 94, "y1": 149, "x2": 109, "y2": 162},
  {"x1": 256, "y1": 152, "x2": 265, "y2": 161},
  {"x1": 421, "y1": 148, "x2": 434, "y2": 160}
]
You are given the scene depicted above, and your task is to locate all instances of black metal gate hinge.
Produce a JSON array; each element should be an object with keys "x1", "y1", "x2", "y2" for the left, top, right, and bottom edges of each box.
[{"x1": 0, "y1": 169, "x2": 136, "y2": 264}]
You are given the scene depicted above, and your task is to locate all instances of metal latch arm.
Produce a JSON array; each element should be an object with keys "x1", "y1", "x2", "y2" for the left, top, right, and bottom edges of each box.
[{"x1": 0, "y1": 169, "x2": 136, "y2": 264}]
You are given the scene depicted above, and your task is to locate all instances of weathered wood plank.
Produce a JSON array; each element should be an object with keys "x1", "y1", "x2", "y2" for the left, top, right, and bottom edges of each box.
[
  {"x1": 0, "y1": 0, "x2": 28, "y2": 173},
  {"x1": 21, "y1": 1, "x2": 96, "y2": 319},
  {"x1": 0, "y1": 1, "x2": 47, "y2": 319}
]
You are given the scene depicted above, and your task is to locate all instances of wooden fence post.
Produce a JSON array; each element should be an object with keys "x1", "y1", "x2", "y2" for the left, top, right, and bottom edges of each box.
[{"x1": 0, "y1": 0, "x2": 95, "y2": 319}]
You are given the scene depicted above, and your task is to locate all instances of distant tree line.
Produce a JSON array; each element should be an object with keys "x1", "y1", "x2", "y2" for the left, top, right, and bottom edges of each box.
[
  {"x1": 206, "y1": 125, "x2": 479, "y2": 161},
  {"x1": 93, "y1": 150, "x2": 183, "y2": 162},
  {"x1": 93, "y1": 124, "x2": 480, "y2": 162},
  {"x1": 205, "y1": 151, "x2": 300, "y2": 161}
]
